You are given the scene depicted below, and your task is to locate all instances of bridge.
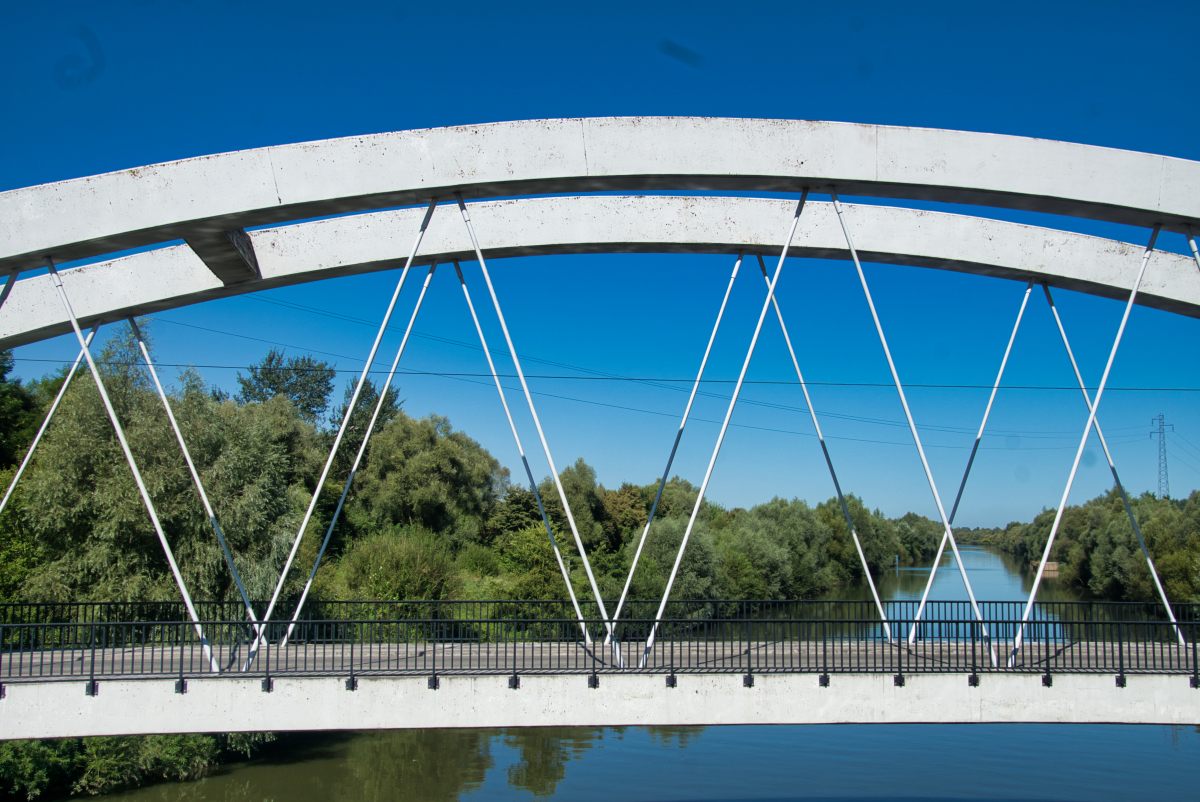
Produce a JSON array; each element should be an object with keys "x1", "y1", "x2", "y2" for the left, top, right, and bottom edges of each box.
[{"x1": 1, "y1": 118, "x2": 1199, "y2": 738}]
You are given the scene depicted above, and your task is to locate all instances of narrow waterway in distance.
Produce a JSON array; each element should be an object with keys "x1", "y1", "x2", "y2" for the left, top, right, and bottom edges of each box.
[{"x1": 103, "y1": 547, "x2": 1199, "y2": 802}]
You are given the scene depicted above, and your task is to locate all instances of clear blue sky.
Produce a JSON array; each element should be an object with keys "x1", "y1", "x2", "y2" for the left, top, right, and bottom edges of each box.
[{"x1": 3, "y1": 0, "x2": 1199, "y2": 528}]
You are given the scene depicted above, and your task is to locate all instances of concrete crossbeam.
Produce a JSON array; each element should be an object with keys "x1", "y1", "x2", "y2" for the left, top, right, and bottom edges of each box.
[
  {"x1": 1, "y1": 196, "x2": 1196, "y2": 349},
  {"x1": 0, "y1": 673, "x2": 1195, "y2": 739}
]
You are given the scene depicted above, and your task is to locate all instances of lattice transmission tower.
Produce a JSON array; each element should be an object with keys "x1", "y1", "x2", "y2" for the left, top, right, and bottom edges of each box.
[{"x1": 1151, "y1": 414, "x2": 1173, "y2": 499}]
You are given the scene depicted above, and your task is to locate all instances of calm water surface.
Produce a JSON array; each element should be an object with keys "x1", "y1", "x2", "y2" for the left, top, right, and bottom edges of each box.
[{"x1": 104, "y1": 547, "x2": 1199, "y2": 801}]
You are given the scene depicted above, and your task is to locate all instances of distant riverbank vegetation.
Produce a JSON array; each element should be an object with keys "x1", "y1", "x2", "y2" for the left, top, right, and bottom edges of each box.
[{"x1": 0, "y1": 325, "x2": 1198, "y2": 797}]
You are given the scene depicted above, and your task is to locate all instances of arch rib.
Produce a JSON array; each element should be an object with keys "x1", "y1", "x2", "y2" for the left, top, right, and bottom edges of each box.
[
  {"x1": 4, "y1": 197, "x2": 1199, "y2": 351},
  {"x1": 5, "y1": 118, "x2": 1200, "y2": 279}
]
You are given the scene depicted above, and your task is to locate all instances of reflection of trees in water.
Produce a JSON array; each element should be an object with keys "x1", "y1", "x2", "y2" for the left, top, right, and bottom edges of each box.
[
  {"x1": 646, "y1": 726, "x2": 705, "y2": 748},
  {"x1": 334, "y1": 729, "x2": 495, "y2": 802},
  {"x1": 501, "y1": 726, "x2": 707, "y2": 797}
]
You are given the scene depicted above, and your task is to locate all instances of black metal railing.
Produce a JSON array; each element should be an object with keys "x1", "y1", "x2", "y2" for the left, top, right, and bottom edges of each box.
[{"x1": 0, "y1": 600, "x2": 1196, "y2": 685}]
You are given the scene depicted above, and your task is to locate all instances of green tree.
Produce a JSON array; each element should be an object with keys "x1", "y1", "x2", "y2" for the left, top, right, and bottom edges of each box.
[
  {"x1": 0, "y1": 349, "x2": 41, "y2": 470},
  {"x1": 235, "y1": 347, "x2": 335, "y2": 424}
]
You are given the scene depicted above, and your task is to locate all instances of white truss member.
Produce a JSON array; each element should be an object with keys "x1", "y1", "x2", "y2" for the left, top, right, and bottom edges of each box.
[
  {"x1": 454, "y1": 193, "x2": 614, "y2": 643},
  {"x1": 1189, "y1": 226, "x2": 1200, "y2": 271},
  {"x1": 126, "y1": 317, "x2": 263, "y2": 650},
  {"x1": 278, "y1": 263, "x2": 441, "y2": 646},
  {"x1": 1011, "y1": 227, "x2": 1162, "y2": 662},
  {"x1": 908, "y1": 282, "x2": 1034, "y2": 645},
  {"x1": 250, "y1": 200, "x2": 438, "y2": 665},
  {"x1": 607, "y1": 253, "x2": 745, "y2": 648},
  {"x1": 830, "y1": 191, "x2": 997, "y2": 666},
  {"x1": 1037, "y1": 282, "x2": 1184, "y2": 646},
  {"x1": 642, "y1": 193, "x2": 809, "y2": 665},
  {"x1": 0, "y1": 324, "x2": 98, "y2": 519},
  {"x1": 452, "y1": 261, "x2": 591, "y2": 641},
  {"x1": 753, "y1": 254, "x2": 892, "y2": 641},
  {"x1": 44, "y1": 259, "x2": 220, "y2": 673}
]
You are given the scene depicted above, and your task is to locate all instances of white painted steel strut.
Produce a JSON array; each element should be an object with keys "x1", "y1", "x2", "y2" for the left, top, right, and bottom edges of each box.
[
  {"x1": 455, "y1": 193, "x2": 615, "y2": 645},
  {"x1": 1041, "y1": 283, "x2": 1184, "y2": 646},
  {"x1": 754, "y1": 254, "x2": 892, "y2": 642},
  {"x1": 907, "y1": 282, "x2": 1033, "y2": 646},
  {"x1": 452, "y1": 261, "x2": 591, "y2": 642},
  {"x1": 830, "y1": 191, "x2": 997, "y2": 667},
  {"x1": 250, "y1": 199, "x2": 438, "y2": 665},
  {"x1": 1188, "y1": 226, "x2": 1200, "y2": 271},
  {"x1": 127, "y1": 317, "x2": 263, "y2": 646},
  {"x1": 278, "y1": 263, "x2": 442, "y2": 647},
  {"x1": 607, "y1": 253, "x2": 746, "y2": 649},
  {"x1": 1011, "y1": 227, "x2": 1161, "y2": 662},
  {"x1": 642, "y1": 193, "x2": 809, "y2": 666},
  {"x1": 0, "y1": 325, "x2": 98, "y2": 519},
  {"x1": 45, "y1": 259, "x2": 220, "y2": 673}
]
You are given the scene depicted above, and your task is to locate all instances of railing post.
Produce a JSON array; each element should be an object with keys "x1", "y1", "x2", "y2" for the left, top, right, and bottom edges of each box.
[
  {"x1": 346, "y1": 620, "x2": 357, "y2": 691},
  {"x1": 1191, "y1": 623, "x2": 1198, "y2": 689},
  {"x1": 262, "y1": 628, "x2": 272, "y2": 693},
  {"x1": 968, "y1": 620, "x2": 979, "y2": 687},
  {"x1": 820, "y1": 619, "x2": 829, "y2": 687},
  {"x1": 1041, "y1": 618, "x2": 1052, "y2": 687},
  {"x1": 175, "y1": 619, "x2": 187, "y2": 694},
  {"x1": 85, "y1": 622, "x2": 97, "y2": 696},
  {"x1": 1116, "y1": 620, "x2": 1127, "y2": 688},
  {"x1": 428, "y1": 618, "x2": 438, "y2": 690}
]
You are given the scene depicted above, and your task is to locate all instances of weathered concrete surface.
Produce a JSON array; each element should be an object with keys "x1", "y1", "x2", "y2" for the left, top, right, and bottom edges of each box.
[
  {"x1": 0, "y1": 673, "x2": 1195, "y2": 739},
  {"x1": 1, "y1": 196, "x2": 1196, "y2": 349},
  {"x1": 2, "y1": 118, "x2": 1199, "y2": 277}
]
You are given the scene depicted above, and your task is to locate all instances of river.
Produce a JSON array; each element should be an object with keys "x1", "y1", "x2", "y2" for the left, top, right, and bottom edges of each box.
[{"x1": 104, "y1": 547, "x2": 1198, "y2": 801}]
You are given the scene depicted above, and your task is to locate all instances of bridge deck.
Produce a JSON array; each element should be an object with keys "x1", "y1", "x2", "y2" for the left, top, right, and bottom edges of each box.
[{"x1": 4, "y1": 639, "x2": 1193, "y2": 682}]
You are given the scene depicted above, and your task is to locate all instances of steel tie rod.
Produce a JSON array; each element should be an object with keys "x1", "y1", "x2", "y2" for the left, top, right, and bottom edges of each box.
[
  {"x1": 0, "y1": 324, "x2": 98, "y2": 520},
  {"x1": 250, "y1": 199, "x2": 438, "y2": 665},
  {"x1": 829, "y1": 192, "x2": 997, "y2": 667},
  {"x1": 1187, "y1": 226, "x2": 1200, "y2": 272},
  {"x1": 642, "y1": 192, "x2": 809, "y2": 667},
  {"x1": 1040, "y1": 282, "x2": 1183, "y2": 646},
  {"x1": 128, "y1": 317, "x2": 263, "y2": 648},
  {"x1": 908, "y1": 282, "x2": 1033, "y2": 645},
  {"x1": 279, "y1": 262, "x2": 441, "y2": 647},
  {"x1": 754, "y1": 254, "x2": 892, "y2": 642},
  {"x1": 44, "y1": 258, "x2": 220, "y2": 673},
  {"x1": 455, "y1": 193, "x2": 614, "y2": 645},
  {"x1": 452, "y1": 261, "x2": 591, "y2": 642},
  {"x1": 608, "y1": 252, "x2": 746, "y2": 652},
  {"x1": 1011, "y1": 226, "x2": 1161, "y2": 663}
]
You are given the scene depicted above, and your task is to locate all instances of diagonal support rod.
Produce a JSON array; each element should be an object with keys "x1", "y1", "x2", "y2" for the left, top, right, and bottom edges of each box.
[
  {"x1": 455, "y1": 193, "x2": 613, "y2": 643},
  {"x1": 1042, "y1": 283, "x2": 1184, "y2": 646},
  {"x1": 607, "y1": 253, "x2": 746, "y2": 647},
  {"x1": 1188, "y1": 226, "x2": 1200, "y2": 272},
  {"x1": 279, "y1": 263, "x2": 442, "y2": 647},
  {"x1": 830, "y1": 191, "x2": 997, "y2": 667},
  {"x1": 642, "y1": 192, "x2": 809, "y2": 665},
  {"x1": 1011, "y1": 226, "x2": 1161, "y2": 661},
  {"x1": 908, "y1": 282, "x2": 1033, "y2": 645},
  {"x1": 45, "y1": 259, "x2": 219, "y2": 673},
  {"x1": 127, "y1": 317, "x2": 262, "y2": 646},
  {"x1": 0, "y1": 269, "x2": 17, "y2": 313},
  {"x1": 0, "y1": 325, "x2": 98, "y2": 519},
  {"x1": 754, "y1": 254, "x2": 892, "y2": 641},
  {"x1": 251, "y1": 199, "x2": 438, "y2": 663},
  {"x1": 453, "y1": 261, "x2": 591, "y2": 641}
]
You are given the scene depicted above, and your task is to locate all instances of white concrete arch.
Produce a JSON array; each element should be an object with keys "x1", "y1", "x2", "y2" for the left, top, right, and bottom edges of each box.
[
  {"x1": 2, "y1": 118, "x2": 1198, "y2": 285},
  {"x1": 1, "y1": 195, "x2": 1197, "y2": 349}
]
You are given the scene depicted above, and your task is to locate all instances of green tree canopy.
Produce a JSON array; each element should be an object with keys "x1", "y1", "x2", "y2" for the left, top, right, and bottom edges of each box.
[{"x1": 235, "y1": 347, "x2": 335, "y2": 424}]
